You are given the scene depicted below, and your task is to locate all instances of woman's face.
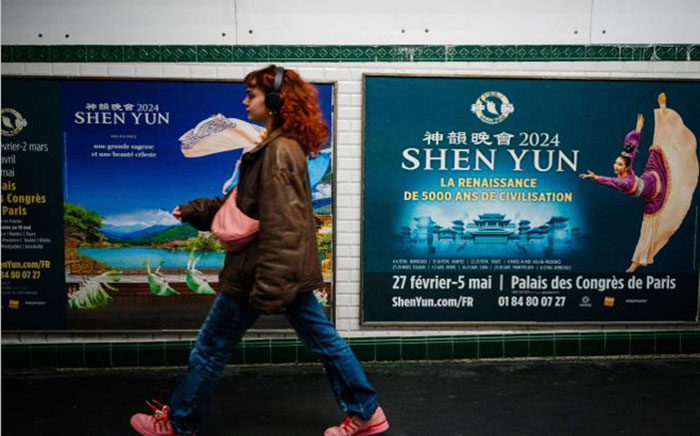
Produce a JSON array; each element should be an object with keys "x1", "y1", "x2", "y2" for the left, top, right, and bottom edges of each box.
[
  {"x1": 614, "y1": 157, "x2": 628, "y2": 176},
  {"x1": 243, "y1": 87, "x2": 269, "y2": 123}
]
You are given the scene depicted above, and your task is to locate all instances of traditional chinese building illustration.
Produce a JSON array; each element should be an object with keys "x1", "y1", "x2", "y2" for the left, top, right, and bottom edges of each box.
[
  {"x1": 465, "y1": 213, "x2": 516, "y2": 244},
  {"x1": 396, "y1": 212, "x2": 581, "y2": 257},
  {"x1": 410, "y1": 216, "x2": 436, "y2": 245}
]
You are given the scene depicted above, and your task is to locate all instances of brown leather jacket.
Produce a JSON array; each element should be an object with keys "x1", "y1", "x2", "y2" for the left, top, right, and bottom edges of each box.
[{"x1": 179, "y1": 130, "x2": 323, "y2": 313}]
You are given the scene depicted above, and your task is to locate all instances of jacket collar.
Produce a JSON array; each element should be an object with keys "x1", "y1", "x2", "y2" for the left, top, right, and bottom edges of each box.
[{"x1": 245, "y1": 128, "x2": 283, "y2": 157}]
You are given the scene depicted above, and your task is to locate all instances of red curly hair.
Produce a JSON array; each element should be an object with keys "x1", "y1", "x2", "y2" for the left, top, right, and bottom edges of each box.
[{"x1": 244, "y1": 65, "x2": 328, "y2": 156}]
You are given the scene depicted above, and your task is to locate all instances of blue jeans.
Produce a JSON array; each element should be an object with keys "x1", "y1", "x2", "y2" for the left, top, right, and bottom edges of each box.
[{"x1": 169, "y1": 291, "x2": 378, "y2": 434}]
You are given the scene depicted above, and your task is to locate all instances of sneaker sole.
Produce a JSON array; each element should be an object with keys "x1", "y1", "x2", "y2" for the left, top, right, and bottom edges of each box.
[
  {"x1": 130, "y1": 415, "x2": 158, "y2": 436},
  {"x1": 129, "y1": 415, "x2": 197, "y2": 436},
  {"x1": 130, "y1": 415, "x2": 192, "y2": 436},
  {"x1": 355, "y1": 419, "x2": 389, "y2": 436}
]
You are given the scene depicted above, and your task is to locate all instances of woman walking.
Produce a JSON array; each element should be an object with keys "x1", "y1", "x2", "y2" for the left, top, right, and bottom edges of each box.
[{"x1": 130, "y1": 65, "x2": 389, "y2": 436}]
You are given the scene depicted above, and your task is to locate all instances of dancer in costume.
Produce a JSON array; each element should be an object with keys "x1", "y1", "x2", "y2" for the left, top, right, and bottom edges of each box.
[{"x1": 580, "y1": 93, "x2": 698, "y2": 272}]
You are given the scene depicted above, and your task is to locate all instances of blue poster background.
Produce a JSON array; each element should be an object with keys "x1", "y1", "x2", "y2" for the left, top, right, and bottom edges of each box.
[
  {"x1": 363, "y1": 75, "x2": 700, "y2": 323},
  {"x1": 62, "y1": 80, "x2": 333, "y2": 223}
]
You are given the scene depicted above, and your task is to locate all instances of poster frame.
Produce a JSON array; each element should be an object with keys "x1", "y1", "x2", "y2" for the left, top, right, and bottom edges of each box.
[
  {"x1": 360, "y1": 72, "x2": 700, "y2": 327},
  {"x1": 1, "y1": 74, "x2": 338, "y2": 333}
]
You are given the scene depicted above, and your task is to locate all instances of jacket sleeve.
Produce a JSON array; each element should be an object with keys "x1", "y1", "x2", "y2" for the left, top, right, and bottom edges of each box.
[
  {"x1": 178, "y1": 196, "x2": 224, "y2": 231},
  {"x1": 250, "y1": 153, "x2": 310, "y2": 313}
]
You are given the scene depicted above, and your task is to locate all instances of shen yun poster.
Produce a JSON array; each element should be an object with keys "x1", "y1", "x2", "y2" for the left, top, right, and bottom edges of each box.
[
  {"x1": 1, "y1": 78, "x2": 334, "y2": 330},
  {"x1": 362, "y1": 75, "x2": 700, "y2": 324}
]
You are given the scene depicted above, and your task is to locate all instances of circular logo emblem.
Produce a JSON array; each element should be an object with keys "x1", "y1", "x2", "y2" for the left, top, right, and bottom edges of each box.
[
  {"x1": 470, "y1": 91, "x2": 514, "y2": 125},
  {"x1": 581, "y1": 296, "x2": 590, "y2": 304},
  {"x1": 1, "y1": 108, "x2": 28, "y2": 137}
]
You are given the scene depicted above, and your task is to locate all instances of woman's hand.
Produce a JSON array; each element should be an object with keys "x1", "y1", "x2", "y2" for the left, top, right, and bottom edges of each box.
[
  {"x1": 172, "y1": 206, "x2": 183, "y2": 222},
  {"x1": 579, "y1": 170, "x2": 599, "y2": 181},
  {"x1": 635, "y1": 113, "x2": 644, "y2": 133}
]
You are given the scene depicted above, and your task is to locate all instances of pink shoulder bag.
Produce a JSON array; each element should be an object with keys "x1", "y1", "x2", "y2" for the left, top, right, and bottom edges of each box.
[{"x1": 210, "y1": 188, "x2": 259, "y2": 252}]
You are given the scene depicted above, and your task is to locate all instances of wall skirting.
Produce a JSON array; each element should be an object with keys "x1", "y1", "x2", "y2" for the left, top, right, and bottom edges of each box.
[{"x1": 3, "y1": 331, "x2": 699, "y2": 369}]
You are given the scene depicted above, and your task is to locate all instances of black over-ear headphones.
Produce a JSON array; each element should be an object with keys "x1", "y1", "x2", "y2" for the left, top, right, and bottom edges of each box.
[{"x1": 265, "y1": 66, "x2": 285, "y2": 114}]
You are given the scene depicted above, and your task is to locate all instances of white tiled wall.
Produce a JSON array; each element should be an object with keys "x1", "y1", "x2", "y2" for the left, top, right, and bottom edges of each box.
[
  {"x1": 4, "y1": 0, "x2": 700, "y2": 45},
  {"x1": 3, "y1": 60, "x2": 699, "y2": 343}
]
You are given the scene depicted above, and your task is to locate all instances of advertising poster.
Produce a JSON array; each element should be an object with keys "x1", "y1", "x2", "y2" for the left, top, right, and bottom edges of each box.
[
  {"x1": 362, "y1": 75, "x2": 700, "y2": 324},
  {"x1": 1, "y1": 77, "x2": 334, "y2": 330},
  {"x1": 1, "y1": 80, "x2": 65, "y2": 329}
]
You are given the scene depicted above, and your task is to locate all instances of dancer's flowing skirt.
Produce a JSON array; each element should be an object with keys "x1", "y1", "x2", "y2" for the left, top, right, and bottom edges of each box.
[{"x1": 632, "y1": 107, "x2": 698, "y2": 265}]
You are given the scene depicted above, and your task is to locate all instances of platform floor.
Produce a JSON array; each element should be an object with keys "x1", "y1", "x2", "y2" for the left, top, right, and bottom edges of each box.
[{"x1": 3, "y1": 356, "x2": 699, "y2": 436}]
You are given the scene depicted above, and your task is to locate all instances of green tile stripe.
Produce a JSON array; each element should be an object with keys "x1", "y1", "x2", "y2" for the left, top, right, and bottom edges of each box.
[
  {"x1": 2, "y1": 44, "x2": 700, "y2": 63},
  {"x1": 2, "y1": 331, "x2": 699, "y2": 369}
]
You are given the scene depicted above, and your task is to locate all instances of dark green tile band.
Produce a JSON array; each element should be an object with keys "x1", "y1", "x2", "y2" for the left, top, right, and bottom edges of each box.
[
  {"x1": 1, "y1": 45, "x2": 13, "y2": 62},
  {"x1": 49, "y1": 45, "x2": 87, "y2": 62},
  {"x1": 12, "y1": 45, "x2": 50, "y2": 62},
  {"x1": 124, "y1": 45, "x2": 162, "y2": 62},
  {"x1": 161, "y1": 45, "x2": 197, "y2": 62},
  {"x1": 503, "y1": 334, "x2": 529, "y2": 358},
  {"x1": 197, "y1": 45, "x2": 233, "y2": 62},
  {"x1": 554, "y1": 333, "x2": 579, "y2": 357},
  {"x1": 305, "y1": 46, "x2": 341, "y2": 62},
  {"x1": 2, "y1": 331, "x2": 698, "y2": 369},
  {"x1": 268, "y1": 45, "x2": 306, "y2": 62},
  {"x1": 3, "y1": 44, "x2": 699, "y2": 63},
  {"x1": 86, "y1": 45, "x2": 124, "y2": 62}
]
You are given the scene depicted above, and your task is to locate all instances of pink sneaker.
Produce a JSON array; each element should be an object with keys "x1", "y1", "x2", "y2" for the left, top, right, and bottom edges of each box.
[
  {"x1": 324, "y1": 406, "x2": 389, "y2": 436},
  {"x1": 130, "y1": 400, "x2": 193, "y2": 436}
]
